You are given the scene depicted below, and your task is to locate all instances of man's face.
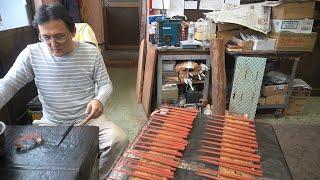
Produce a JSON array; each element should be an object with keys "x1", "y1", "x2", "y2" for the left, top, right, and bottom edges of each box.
[{"x1": 38, "y1": 19, "x2": 75, "y2": 57}]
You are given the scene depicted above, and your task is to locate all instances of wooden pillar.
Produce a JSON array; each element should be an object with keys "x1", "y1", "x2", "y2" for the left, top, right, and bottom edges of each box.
[{"x1": 210, "y1": 38, "x2": 226, "y2": 115}]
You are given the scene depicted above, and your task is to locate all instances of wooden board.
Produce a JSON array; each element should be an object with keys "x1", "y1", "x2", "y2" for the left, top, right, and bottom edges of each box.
[
  {"x1": 136, "y1": 39, "x2": 146, "y2": 103},
  {"x1": 142, "y1": 42, "x2": 157, "y2": 115}
]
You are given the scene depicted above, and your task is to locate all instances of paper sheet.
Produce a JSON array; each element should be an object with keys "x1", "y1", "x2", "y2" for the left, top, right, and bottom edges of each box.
[
  {"x1": 185, "y1": 1, "x2": 198, "y2": 9},
  {"x1": 205, "y1": 3, "x2": 271, "y2": 34},
  {"x1": 199, "y1": 0, "x2": 224, "y2": 10},
  {"x1": 225, "y1": 0, "x2": 241, "y2": 6},
  {"x1": 167, "y1": 0, "x2": 184, "y2": 17},
  {"x1": 152, "y1": 0, "x2": 170, "y2": 9}
]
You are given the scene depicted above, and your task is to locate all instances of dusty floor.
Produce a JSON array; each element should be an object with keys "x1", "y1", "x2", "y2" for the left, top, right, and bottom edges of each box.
[
  {"x1": 104, "y1": 67, "x2": 147, "y2": 142},
  {"x1": 256, "y1": 96, "x2": 320, "y2": 125}
]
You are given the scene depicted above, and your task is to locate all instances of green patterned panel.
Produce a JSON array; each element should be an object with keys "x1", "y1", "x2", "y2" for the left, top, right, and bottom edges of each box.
[{"x1": 229, "y1": 56, "x2": 266, "y2": 120}]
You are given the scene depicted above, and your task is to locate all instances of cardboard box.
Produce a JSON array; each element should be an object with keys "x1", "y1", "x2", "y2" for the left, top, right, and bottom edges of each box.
[
  {"x1": 283, "y1": 99, "x2": 307, "y2": 115},
  {"x1": 265, "y1": 95, "x2": 286, "y2": 105},
  {"x1": 291, "y1": 79, "x2": 312, "y2": 96},
  {"x1": 162, "y1": 61, "x2": 176, "y2": 72},
  {"x1": 232, "y1": 37, "x2": 253, "y2": 51},
  {"x1": 217, "y1": 30, "x2": 242, "y2": 42},
  {"x1": 271, "y1": 19, "x2": 314, "y2": 34},
  {"x1": 258, "y1": 97, "x2": 266, "y2": 105},
  {"x1": 162, "y1": 84, "x2": 178, "y2": 100},
  {"x1": 272, "y1": 1, "x2": 315, "y2": 20},
  {"x1": 284, "y1": 79, "x2": 312, "y2": 115},
  {"x1": 261, "y1": 84, "x2": 288, "y2": 96},
  {"x1": 252, "y1": 38, "x2": 276, "y2": 51},
  {"x1": 217, "y1": 29, "x2": 257, "y2": 42},
  {"x1": 217, "y1": 23, "x2": 245, "y2": 31},
  {"x1": 269, "y1": 32, "x2": 317, "y2": 52}
]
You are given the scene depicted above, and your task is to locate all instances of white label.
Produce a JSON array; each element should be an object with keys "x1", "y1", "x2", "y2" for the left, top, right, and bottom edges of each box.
[
  {"x1": 185, "y1": 1, "x2": 198, "y2": 9},
  {"x1": 275, "y1": 84, "x2": 285, "y2": 90},
  {"x1": 281, "y1": 21, "x2": 299, "y2": 29}
]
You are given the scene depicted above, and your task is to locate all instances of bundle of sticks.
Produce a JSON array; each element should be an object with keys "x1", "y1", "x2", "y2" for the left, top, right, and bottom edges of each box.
[
  {"x1": 108, "y1": 107, "x2": 263, "y2": 180},
  {"x1": 109, "y1": 106, "x2": 199, "y2": 180},
  {"x1": 195, "y1": 114, "x2": 263, "y2": 179}
]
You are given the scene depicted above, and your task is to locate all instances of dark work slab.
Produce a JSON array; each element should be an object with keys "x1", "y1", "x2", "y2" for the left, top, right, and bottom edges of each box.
[
  {"x1": 0, "y1": 125, "x2": 99, "y2": 180},
  {"x1": 256, "y1": 122, "x2": 292, "y2": 180}
]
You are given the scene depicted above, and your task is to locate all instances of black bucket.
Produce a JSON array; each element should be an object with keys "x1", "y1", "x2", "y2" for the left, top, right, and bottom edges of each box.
[{"x1": 0, "y1": 121, "x2": 5, "y2": 156}]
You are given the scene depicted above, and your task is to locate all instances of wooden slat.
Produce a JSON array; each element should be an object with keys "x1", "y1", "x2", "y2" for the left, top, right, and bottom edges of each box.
[
  {"x1": 139, "y1": 0, "x2": 147, "y2": 42},
  {"x1": 108, "y1": 2, "x2": 139, "y2": 8},
  {"x1": 136, "y1": 39, "x2": 146, "y2": 103},
  {"x1": 210, "y1": 38, "x2": 226, "y2": 116},
  {"x1": 142, "y1": 42, "x2": 157, "y2": 115}
]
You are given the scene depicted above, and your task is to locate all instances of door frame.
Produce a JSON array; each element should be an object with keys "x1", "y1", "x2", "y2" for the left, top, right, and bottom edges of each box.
[{"x1": 103, "y1": 2, "x2": 140, "y2": 50}]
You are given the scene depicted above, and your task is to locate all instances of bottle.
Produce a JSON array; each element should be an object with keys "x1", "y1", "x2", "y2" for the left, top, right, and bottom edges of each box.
[{"x1": 187, "y1": 21, "x2": 195, "y2": 42}]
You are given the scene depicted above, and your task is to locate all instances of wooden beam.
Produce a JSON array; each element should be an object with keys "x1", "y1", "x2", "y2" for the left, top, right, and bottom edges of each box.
[{"x1": 210, "y1": 38, "x2": 226, "y2": 116}]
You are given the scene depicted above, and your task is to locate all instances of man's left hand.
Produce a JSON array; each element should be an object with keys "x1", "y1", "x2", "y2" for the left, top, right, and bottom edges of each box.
[{"x1": 85, "y1": 99, "x2": 104, "y2": 121}]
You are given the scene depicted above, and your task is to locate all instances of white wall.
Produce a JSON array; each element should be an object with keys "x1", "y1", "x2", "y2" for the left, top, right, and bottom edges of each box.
[{"x1": 0, "y1": 0, "x2": 30, "y2": 31}]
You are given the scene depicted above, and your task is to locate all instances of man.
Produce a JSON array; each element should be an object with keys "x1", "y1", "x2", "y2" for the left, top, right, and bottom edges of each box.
[{"x1": 0, "y1": 3, "x2": 128, "y2": 179}]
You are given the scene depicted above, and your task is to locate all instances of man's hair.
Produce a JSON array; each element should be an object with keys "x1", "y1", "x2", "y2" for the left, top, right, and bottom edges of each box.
[{"x1": 32, "y1": 3, "x2": 75, "y2": 32}]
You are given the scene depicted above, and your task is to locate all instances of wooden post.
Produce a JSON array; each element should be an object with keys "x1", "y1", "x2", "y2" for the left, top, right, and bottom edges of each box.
[
  {"x1": 136, "y1": 39, "x2": 146, "y2": 103},
  {"x1": 210, "y1": 38, "x2": 226, "y2": 115}
]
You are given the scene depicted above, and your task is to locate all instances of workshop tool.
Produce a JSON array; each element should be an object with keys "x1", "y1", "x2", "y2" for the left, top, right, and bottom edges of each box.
[
  {"x1": 55, "y1": 116, "x2": 91, "y2": 146},
  {"x1": 55, "y1": 124, "x2": 74, "y2": 146}
]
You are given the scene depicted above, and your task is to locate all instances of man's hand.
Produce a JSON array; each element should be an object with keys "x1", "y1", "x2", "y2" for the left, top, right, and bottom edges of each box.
[{"x1": 85, "y1": 99, "x2": 104, "y2": 121}]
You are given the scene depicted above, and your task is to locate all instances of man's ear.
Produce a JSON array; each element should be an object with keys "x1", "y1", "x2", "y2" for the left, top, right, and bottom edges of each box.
[{"x1": 72, "y1": 27, "x2": 77, "y2": 35}]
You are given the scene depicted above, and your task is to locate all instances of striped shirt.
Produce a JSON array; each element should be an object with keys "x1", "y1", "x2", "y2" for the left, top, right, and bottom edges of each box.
[{"x1": 0, "y1": 42, "x2": 112, "y2": 125}]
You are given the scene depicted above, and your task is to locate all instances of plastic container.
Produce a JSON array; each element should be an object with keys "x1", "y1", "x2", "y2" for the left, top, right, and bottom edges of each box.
[{"x1": 188, "y1": 21, "x2": 195, "y2": 42}]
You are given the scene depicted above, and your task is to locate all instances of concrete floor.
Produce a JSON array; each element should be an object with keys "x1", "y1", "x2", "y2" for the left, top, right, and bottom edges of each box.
[
  {"x1": 104, "y1": 67, "x2": 147, "y2": 142},
  {"x1": 256, "y1": 96, "x2": 320, "y2": 125}
]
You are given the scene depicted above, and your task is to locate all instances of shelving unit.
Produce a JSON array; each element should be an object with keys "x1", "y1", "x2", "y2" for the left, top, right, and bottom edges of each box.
[
  {"x1": 226, "y1": 50, "x2": 308, "y2": 118},
  {"x1": 156, "y1": 48, "x2": 211, "y2": 107}
]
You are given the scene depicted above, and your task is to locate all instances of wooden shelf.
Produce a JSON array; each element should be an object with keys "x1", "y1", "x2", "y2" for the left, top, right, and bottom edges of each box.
[{"x1": 226, "y1": 50, "x2": 310, "y2": 56}]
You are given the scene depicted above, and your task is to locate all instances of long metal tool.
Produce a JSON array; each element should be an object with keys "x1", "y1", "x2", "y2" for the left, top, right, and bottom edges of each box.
[
  {"x1": 55, "y1": 116, "x2": 91, "y2": 146},
  {"x1": 55, "y1": 124, "x2": 74, "y2": 146}
]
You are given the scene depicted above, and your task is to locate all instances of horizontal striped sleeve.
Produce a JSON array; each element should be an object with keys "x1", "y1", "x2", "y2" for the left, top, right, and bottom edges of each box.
[
  {"x1": 0, "y1": 47, "x2": 34, "y2": 109},
  {"x1": 92, "y1": 51, "x2": 113, "y2": 107}
]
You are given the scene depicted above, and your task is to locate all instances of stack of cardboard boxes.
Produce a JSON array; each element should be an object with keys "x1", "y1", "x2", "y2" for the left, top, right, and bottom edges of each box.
[
  {"x1": 284, "y1": 79, "x2": 312, "y2": 115},
  {"x1": 269, "y1": 1, "x2": 317, "y2": 51},
  {"x1": 259, "y1": 84, "x2": 289, "y2": 105}
]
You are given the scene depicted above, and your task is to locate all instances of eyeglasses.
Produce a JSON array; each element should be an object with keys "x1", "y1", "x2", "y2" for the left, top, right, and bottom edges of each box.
[{"x1": 39, "y1": 32, "x2": 71, "y2": 43}]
